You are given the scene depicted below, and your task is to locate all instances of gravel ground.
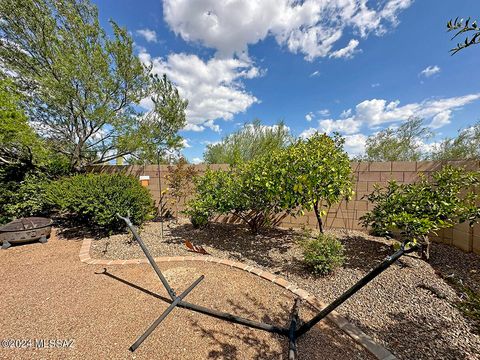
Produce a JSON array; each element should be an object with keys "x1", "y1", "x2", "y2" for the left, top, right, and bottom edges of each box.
[
  {"x1": 0, "y1": 232, "x2": 373, "y2": 360},
  {"x1": 91, "y1": 220, "x2": 480, "y2": 360}
]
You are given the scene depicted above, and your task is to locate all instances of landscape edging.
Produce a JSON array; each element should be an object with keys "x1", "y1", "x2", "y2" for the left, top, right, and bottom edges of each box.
[{"x1": 79, "y1": 237, "x2": 396, "y2": 360}]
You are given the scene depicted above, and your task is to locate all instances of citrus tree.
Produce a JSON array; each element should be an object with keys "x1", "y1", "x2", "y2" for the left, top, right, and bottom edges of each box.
[
  {"x1": 361, "y1": 166, "x2": 480, "y2": 260},
  {"x1": 282, "y1": 133, "x2": 353, "y2": 233},
  {"x1": 186, "y1": 133, "x2": 353, "y2": 233}
]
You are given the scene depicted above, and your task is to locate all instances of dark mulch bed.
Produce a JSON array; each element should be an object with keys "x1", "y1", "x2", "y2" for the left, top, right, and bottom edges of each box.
[{"x1": 90, "y1": 219, "x2": 480, "y2": 360}]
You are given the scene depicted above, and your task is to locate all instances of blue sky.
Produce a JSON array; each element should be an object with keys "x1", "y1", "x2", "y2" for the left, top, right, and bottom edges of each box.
[{"x1": 94, "y1": 0, "x2": 480, "y2": 162}]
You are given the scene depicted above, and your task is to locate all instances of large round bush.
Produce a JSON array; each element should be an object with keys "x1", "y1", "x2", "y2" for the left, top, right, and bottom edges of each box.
[{"x1": 49, "y1": 173, "x2": 154, "y2": 231}]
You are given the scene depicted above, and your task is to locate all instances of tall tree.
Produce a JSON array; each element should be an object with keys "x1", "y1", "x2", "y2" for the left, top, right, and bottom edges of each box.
[
  {"x1": 0, "y1": 0, "x2": 186, "y2": 171},
  {"x1": 363, "y1": 117, "x2": 432, "y2": 161},
  {"x1": 203, "y1": 119, "x2": 292, "y2": 164},
  {"x1": 0, "y1": 79, "x2": 46, "y2": 168},
  {"x1": 127, "y1": 74, "x2": 187, "y2": 164},
  {"x1": 430, "y1": 122, "x2": 480, "y2": 160}
]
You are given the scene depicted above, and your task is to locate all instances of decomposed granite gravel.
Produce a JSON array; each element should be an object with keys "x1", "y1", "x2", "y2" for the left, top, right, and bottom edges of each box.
[
  {"x1": 0, "y1": 231, "x2": 374, "y2": 360},
  {"x1": 90, "y1": 220, "x2": 480, "y2": 360}
]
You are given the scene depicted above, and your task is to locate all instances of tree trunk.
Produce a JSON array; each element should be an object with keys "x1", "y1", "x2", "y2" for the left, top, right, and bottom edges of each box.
[
  {"x1": 313, "y1": 200, "x2": 324, "y2": 234},
  {"x1": 421, "y1": 235, "x2": 430, "y2": 261}
]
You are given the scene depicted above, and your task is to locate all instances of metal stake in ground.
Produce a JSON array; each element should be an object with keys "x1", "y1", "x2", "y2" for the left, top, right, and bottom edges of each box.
[{"x1": 296, "y1": 241, "x2": 418, "y2": 338}]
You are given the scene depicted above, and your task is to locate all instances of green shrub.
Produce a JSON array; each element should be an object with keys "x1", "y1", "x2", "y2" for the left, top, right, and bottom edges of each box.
[
  {"x1": 183, "y1": 168, "x2": 235, "y2": 228},
  {"x1": 183, "y1": 198, "x2": 212, "y2": 229},
  {"x1": 301, "y1": 233, "x2": 345, "y2": 275},
  {"x1": 360, "y1": 166, "x2": 479, "y2": 259},
  {"x1": 3, "y1": 172, "x2": 52, "y2": 220},
  {"x1": 48, "y1": 173, "x2": 155, "y2": 231}
]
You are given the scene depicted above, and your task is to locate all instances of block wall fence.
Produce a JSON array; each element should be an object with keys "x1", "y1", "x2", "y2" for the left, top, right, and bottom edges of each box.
[{"x1": 90, "y1": 160, "x2": 480, "y2": 254}]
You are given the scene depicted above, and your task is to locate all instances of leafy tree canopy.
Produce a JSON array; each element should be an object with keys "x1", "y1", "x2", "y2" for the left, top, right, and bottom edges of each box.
[
  {"x1": 203, "y1": 119, "x2": 292, "y2": 165},
  {"x1": 363, "y1": 117, "x2": 432, "y2": 161},
  {"x1": 431, "y1": 122, "x2": 480, "y2": 160},
  {"x1": 361, "y1": 166, "x2": 479, "y2": 259},
  {"x1": 0, "y1": 0, "x2": 187, "y2": 171},
  {"x1": 0, "y1": 79, "x2": 47, "y2": 167}
]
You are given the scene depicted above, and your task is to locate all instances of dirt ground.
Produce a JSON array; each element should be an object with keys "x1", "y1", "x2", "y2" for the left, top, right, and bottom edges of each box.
[{"x1": 0, "y1": 233, "x2": 373, "y2": 360}]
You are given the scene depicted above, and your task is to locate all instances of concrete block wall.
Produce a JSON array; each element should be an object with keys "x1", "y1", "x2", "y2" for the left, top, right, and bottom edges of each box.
[{"x1": 90, "y1": 160, "x2": 480, "y2": 254}]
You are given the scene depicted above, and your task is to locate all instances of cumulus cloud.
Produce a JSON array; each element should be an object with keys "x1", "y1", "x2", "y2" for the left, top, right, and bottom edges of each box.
[
  {"x1": 298, "y1": 93, "x2": 480, "y2": 154},
  {"x1": 163, "y1": 0, "x2": 412, "y2": 60},
  {"x1": 420, "y1": 65, "x2": 440, "y2": 78},
  {"x1": 329, "y1": 39, "x2": 360, "y2": 59},
  {"x1": 138, "y1": 49, "x2": 261, "y2": 131},
  {"x1": 305, "y1": 112, "x2": 314, "y2": 121},
  {"x1": 299, "y1": 127, "x2": 318, "y2": 139},
  {"x1": 340, "y1": 108, "x2": 353, "y2": 118},
  {"x1": 318, "y1": 118, "x2": 361, "y2": 134},
  {"x1": 352, "y1": 94, "x2": 480, "y2": 127},
  {"x1": 343, "y1": 133, "x2": 368, "y2": 156},
  {"x1": 136, "y1": 29, "x2": 158, "y2": 43},
  {"x1": 183, "y1": 123, "x2": 204, "y2": 132},
  {"x1": 191, "y1": 157, "x2": 203, "y2": 164}
]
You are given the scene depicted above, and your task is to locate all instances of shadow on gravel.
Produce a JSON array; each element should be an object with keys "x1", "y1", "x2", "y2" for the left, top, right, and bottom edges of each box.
[
  {"x1": 168, "y1": 223, "x2": 298, "y2": 268},
  {"x1": 338, "y1": 234, "x2": 392, "y2": 273},
  {"x1": 379, "y1": 311, "x2": 477, "y2": 360},
  {"x1": 429, "y1": 243, "x2": 480, "y2": 293}
]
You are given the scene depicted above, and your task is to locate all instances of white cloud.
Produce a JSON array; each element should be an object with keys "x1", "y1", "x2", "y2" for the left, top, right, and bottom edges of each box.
[
  {"x1": 181, "y1": 138, "x2": 191, "y2": 148},
  {"x1": 352, "y1": 94, "x2": 480, "y2": 127},
  {"x1": 204, "y1": 120, "x2": 221, "y2": 133},
  {"x1": 371, "y1": 83, "x2": 380, "y2": 88},
  {"x1": 299, "y1": 127, "x2": 318, "y2": 139},
  {"x1": 329, "y1": 39, "x2": 360, "y2": 59},
  {"x1": 183, "y1": 123, "x2": 205, "y2": 132},
  {"x1": 310, "y1": 70, "x2": 320, "y2": 77},
  {"x1": 163, "y1": 0, "x2": 412, "y2": 60},
  {"x1": 429, "y1": 110, "x2": 451, "y2": 129},
  {"x1": 416, "y1": 139, "x2": 441, "y2": 156},
  {"x1": 136, "y1": 29, "x2": 158, "y2": 43},
  {"x1": 201, "y1": 140, "x2": 221, "y2": 146},
  {"x1": 317, "y1": 109, "x2": 330, "y2": 117},
  {"x1": 343, "y1": 133, "x2": 367, "y2": 156},
  {"x1": 138, "y1": 49, "x2": 261, "y2": 129},
  {"x1": 340, "y1": 108, "x2": 352, "y2": 118},
  {"x1": 191, "y1": 157, "x2": 203, "y2": 164},
  {"x1": 298, "y1": 93, "x2": 480, "y2": 151},
  {"x1": 420, "y1": 65, "x2": 440, "y2": 78},
  {"x1": 318, "y1": 118, "x2": 361, "y2": 134},
  {"x1": 305, "y1": 112, "x2": 314, "y2": 121}
]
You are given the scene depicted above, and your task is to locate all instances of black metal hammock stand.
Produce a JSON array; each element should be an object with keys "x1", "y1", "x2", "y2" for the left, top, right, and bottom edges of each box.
[{"x1": 115, "y1": 214, "x2": 417, "y2": 360}]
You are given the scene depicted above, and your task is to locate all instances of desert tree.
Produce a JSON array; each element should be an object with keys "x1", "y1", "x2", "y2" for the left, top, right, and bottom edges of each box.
[
  {"x1": 363, "y1": 117, "x2": 432, "y2": 161},
  {"x1": 0, "y1": 0, "x2": 187, "y2": 171}
]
